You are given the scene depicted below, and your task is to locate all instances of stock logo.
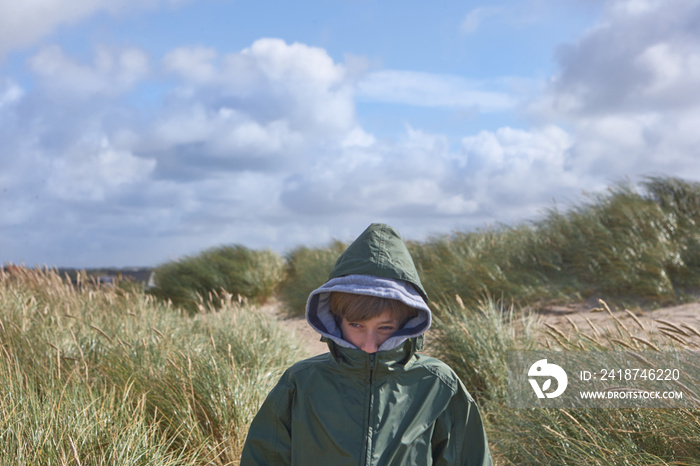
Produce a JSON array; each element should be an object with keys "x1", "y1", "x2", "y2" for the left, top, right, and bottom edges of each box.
[{"x1": 528, "y1": 359, "x2": 568, "y2": 398}]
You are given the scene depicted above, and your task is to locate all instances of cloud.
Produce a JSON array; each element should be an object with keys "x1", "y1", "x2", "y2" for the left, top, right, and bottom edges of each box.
[
  {"x1": 0, "y1": 0, "x2": 104, "y2": 58},
  {"x1": 281, "y1": 127, "x2": 479, "y2": 219},
  {"x1": 460, "y1": 7, "x2": 503, "y2": 34},
  {"x1": 540, "y1": 0, "x2": 700, "y2": 115},
  {"x1": 141, "y1": 105, "x2": 307, "y2": 180},
  {"x1": 0, "y1": 0, "x2": 189, "y2": 59},
  {"x1": 529, "y1": 0, "x2": 700, "y2": 182},
  {"x1": 0, "y1": 79, "x2": 24, "y2": 108},
  {"x1": 1, "y1": 37, "x2": 368, "y2": 266},
  {"x1": 635, "y1": 42, "x2": 700, "y2": 105},
  {"x1": 128, "y1": 38, "x2": 369, "y2": 183},
  {"x1": 162, "y1": 47, "x2": 220, "y2": 84},
  {"x1": 460, "y1": 125, "x2": 583, "y2": 211},
  {"x1": 278, "y1": 122, "x2": 582, "y2": 232},
  {"x1": 29, "y1": 45, "x2": 150, "y2": 98},
  {"x1": 162, "y1": 39, "x2": 355, "y2": 137},
  {"x1": 46, "y1": 137, "x2": 156, "y2": 201},
  {"x1": 356, "y1": 70, "x2": 514, "y2": 112}
]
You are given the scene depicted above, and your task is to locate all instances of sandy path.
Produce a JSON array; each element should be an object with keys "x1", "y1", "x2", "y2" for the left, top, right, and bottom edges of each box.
[
  {"x1": 259, "y1": 299, "x2": 329, "y2": 356},
  {"x1": 532, "y1": 301, "x2": 700, "y2": 348}
]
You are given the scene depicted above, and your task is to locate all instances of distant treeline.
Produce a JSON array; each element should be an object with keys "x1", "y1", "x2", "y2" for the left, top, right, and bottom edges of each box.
[{"x1": 56, "y1": 268, "x2": 154, "y2": 285}]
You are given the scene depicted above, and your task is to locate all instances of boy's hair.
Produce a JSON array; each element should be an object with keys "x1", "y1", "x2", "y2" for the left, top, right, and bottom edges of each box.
[{"x1": 330, "y1": 291, "x2": 419, "y2": 324}]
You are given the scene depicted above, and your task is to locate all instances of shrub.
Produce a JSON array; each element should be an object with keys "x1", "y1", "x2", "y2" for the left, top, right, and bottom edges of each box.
[
  {"x1": 149, "y1": 245, "x2": 285, "y2": 314},
  {"x1": 412, "y1": 177, "x2": 700, "y2": 311},
  {"x1": 278, "y1": 240, "x2": 347, "y2": 317}
]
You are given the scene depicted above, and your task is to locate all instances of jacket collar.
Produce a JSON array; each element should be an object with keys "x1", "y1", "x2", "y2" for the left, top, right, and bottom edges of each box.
[{"x1": 323, "y1": 336, "x2": 423, "y2": 371}]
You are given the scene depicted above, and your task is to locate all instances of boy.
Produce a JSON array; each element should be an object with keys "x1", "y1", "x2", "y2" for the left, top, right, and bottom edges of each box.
[{"x1": 240, "y1": 223, "x2": 492, "y2": 465}]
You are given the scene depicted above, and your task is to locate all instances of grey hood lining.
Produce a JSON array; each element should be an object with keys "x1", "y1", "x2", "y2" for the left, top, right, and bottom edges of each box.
[{"x1": 305, "y1": 275, "x2": 432, "y2": 352}]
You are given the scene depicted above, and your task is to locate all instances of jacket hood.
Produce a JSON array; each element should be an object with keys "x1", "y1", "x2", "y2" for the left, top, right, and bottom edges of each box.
[
  {"x1": 306, "y1": 223, "x2": 432, "y2": 352},
  {"x1": 329, "y1": 223, "x2": 428, "y2": 302}
]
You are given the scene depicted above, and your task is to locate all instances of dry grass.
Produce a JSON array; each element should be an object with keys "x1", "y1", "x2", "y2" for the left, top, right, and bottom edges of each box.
[
  {"x1": 0, "y1": 266, "x2": 306, "y2": 465},
  {"x1": 432, "y1": 296, "x2": 700, "y2": 465}
]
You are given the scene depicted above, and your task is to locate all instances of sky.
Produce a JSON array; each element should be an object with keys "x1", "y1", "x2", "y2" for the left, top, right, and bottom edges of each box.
[{"x1": 2, "y1": 0, "x2": 700, "y2": 268}]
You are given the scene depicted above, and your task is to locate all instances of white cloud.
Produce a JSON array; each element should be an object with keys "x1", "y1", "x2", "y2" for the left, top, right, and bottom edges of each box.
[
  {"x1": 5, "y1": 32, "x2": 539, "y2": 267},
  {"x1": 462, "y1": 126, "x2": 572, "y2": 167},
  {"x1": 460, "y1": 125, "x2": 580, "y2": 213},
  {"x1": 609, "y1": 0, "x2": 663, "y2": 16},
  {"x1": 0, "y1": 79, "x2": 24, "y2": 108},
  {"x1": 241, "y1": 38, "x2": 345, "y2": 86},
  {"x1": 570, "y1": 110, "x2": 700, "y2": 180},
  {"x1": 141, "y1": 105, "x2": 312, "y2": 180},
  {"x1": 436, "y1": 195, "x2": 480, "y2": 216},
  {"x1": 29, "y1": 45, "x2": 150, "y2": 98},
  {"x1": 164, "y1": 39, "x2": 355, "y2": 136},
  {"x1": 542, "y1": 0, "x2": 700, "y2": 115},
  {"x1": 635, "y1": 42, "x2": 700, "y2": 103},
  {"x1": 215, "y1": 117, "x2": 304, "y2": 155},
  {"x1": 341, "y1": 127, "x2": 377, "y2": 148},
  {"x1": 0, "y1": 0, "x2": 190, "y2": 59},
  {"x1": 278, "y1": 122, "x2": 578, "y2": 230},
  {"x1": 280, "y1": 127, "x2": 482, "y2": 218},
  {"x1": 47, "y1": 137, "x2": 156, "y2": 201},
  {"x1": 460, "y1": 7, "x2": 503, "y2": 34},
  {"x1": 530, "y1": 0, "x2": 700, "y2": 184},
  {"x1": 162, "y1": 47, "x2": 219, "y2": 84},
  {"x1": 0, "y1": 0, "x2": 104, "y2": 58},
  {"x1": 356, "y1": 70, "x2": 514, "y2": 112}
]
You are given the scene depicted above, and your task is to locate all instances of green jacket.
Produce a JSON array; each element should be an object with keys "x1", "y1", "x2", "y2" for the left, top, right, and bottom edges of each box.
[{"x1": 240, "y1": 224, "x2": 492, "y2": 466}]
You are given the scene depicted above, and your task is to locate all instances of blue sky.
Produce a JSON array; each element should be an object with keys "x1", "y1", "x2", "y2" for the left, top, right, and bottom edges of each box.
[{"x1": 2, "y1": 0, "x2": 699, "y2": 268}]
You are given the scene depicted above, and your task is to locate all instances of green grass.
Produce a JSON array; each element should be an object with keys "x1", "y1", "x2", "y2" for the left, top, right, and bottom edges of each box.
[
  {"x1": 409, "y1": 176, "x2": 700, "y2": 311},
  {"x1": 278, "y1": 240, "x2": 347, "y2": 317},
  {"x1": 431, "y1": 296, "x2": 539, "y2": 406},
  {"x1": 148, "y1": 245, "x2": 285, "y2": 314},
  {"x1": 430, "y1": 297, "x2": 700, "y2": 465},
  {"x1": 0, "y1": 266, "x2": 306, "y2": 465}
]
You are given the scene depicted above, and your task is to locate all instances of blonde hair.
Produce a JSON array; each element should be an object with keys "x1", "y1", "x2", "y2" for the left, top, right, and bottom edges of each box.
[{"x1": 330, "y1": 292, "x2": 418, "y2": 324}]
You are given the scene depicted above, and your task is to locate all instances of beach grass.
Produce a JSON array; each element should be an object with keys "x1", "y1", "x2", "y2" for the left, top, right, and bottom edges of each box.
[
  {"x1": 0, "y1": 266, "x2": 305, "y2": 465},
  {"x1": 148, "y1": 245, "x2": 285, "y2": 314},
  {"x1": 432, "y1": 297, "x2": 699, "y2": 465}
]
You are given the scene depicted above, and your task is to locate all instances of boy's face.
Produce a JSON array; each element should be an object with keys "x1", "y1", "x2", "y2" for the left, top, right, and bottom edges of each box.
[{"x1": 340, "y1": 309, "x2": 402, "y2": 354}]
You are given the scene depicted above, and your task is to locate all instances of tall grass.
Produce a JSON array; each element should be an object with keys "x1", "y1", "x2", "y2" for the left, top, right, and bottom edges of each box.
[
  {"x1": 431, "y1": 297, "x2": 700, "y2": 465},
  {"x1": 432, "y1": 296, "x2": 539, "y2": 406},
  {"x1": 643, "y1": 176, "x2": 700, "y2": 288},
  {"x1": 149, "y1": 245, "x2": 285, "y2": 314},
  {"x1": 0, "y1": 266, "x2": 306, "y2": 464},
  {"x1": 409, "y1": 226, "x2": 550, "y2": 310},
  {"x1": 411, "y1": 176, "x2": 700, "y2": 311},
  {"x1": 278, "y1": 240, "x2": 347, "y2": 317}
]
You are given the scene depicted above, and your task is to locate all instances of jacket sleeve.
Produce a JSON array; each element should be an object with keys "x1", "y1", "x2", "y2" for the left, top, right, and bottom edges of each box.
[
  {"x1": 431, "y1": 381, "x2": 493, "y2": 466},
  {"x1": 239, "y1": 372, "x2": 294, "y2": 466}
]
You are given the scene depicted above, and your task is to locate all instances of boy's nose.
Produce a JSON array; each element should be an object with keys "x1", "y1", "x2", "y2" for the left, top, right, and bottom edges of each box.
[
  {"x1": 361, "y1": 334, "x2": 380, "y2": 353},
  {"x1": 361, "y1": 341, "x2": 378, "y2": 353}
]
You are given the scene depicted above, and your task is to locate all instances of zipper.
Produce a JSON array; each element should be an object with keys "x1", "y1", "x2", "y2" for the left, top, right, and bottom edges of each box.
[{"x1": 362, "y1": 353, "x2": 376, "y2": 466}]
